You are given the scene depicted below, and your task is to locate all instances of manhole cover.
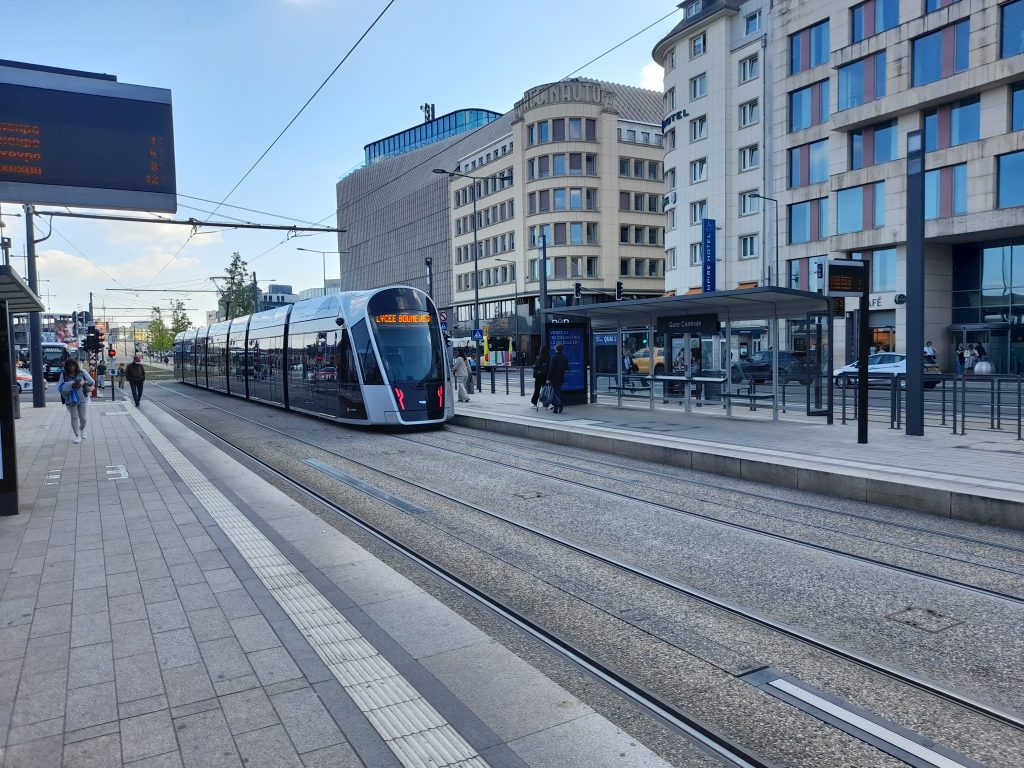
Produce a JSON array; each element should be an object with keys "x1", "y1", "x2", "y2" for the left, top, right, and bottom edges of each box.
[{"x1": 887, "y1": 606, "x2": 961, "y2": 633}]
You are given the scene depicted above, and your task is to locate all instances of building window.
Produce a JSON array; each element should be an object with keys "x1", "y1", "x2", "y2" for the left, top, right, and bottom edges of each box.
[
  {"x1": 739, "y1": 99, "x2": 759, "y2": 127},
  {"x1": 790, "y1": 20, "x2": 830, "y2": 75},
  {"x1": 1013, "y1": 83, "x2": 1024, "y2": 131},
  {"x1": 838, "y1": 52, "x2": 886, "y2": 110},
  {"x1": 998, "y1": 150, "x2": 1024, "y2": 207},
  {"x1": 745, "y1": 11, "x2": 761, "y2": 35},
  {"x1": 667, "y1": 47, "x2": 677, "y2": 70},
  {"x1": 1004, "y1": 0, "x2": 1024, "y2": 57},
  {"x1": 926, "y1": 0, "x2": 961, "y2": 11},
  {"x1": 924, "y1": 164, "x2": 968, "y2": 219},
  {"x1": 913, "y1": 20, "x2": 970, "y2": 87},
  {"x1": 648, "y1": 161, "x2": 660, "y2": 181},
  {"x1": 789, "y1": 139, "x2": 829, "y2": 187},
  {"x1": 691, "y1": 33, "x2": 706, "y2": 58},
  {"x1": 690, "y1": 158, "x2": 707, "y2": 183},
  {"x1": 690, "y1": 243, "x2": 702, "y2": 265},
  {"x1": 923, "y1": 96, "x2": 980, "y2": 151},
  {"x1": 837, "y1": 181, "x2": 886, "y2": 233},
  {"x1": 789, "y1": 81, "x2": 830, "y2": 131},
  {"x1": 690, "y1": 115, "x2": 707, "y2": 142},
  {"x1": 788, "y1": 198, "x2": 829, "y2": 244},
  {"x1": 690, "y1": 73, "x2": 707, "y2": 100},
  {"x1": 849, "y1": 120, "x2": 897, "y2": 170},
  {"x1": 852, "y1": 248, "x2": 898, "y2": 292},
  {"x1": 690, "y1": 200, "x2": 707, "y2": 225},
  {"x1": 740, "y1": 235, "x2": 758, "y2": 259},
  {"x1": 665, "y1": 88, "x2": 676, "y2": 112},
  {"x1": 740, "y1": 54, "x2": 759, "y2": 83},
  {"x1": 740, "y1": 190, "x2": 760, "y2": 215},
  {"x1": 739, "y1": 144, "x2": 759, "y2": 171},
  {"x1": 668, "y1": 167, "x2": 676, "y2": 189},
  {"x1": 851, "y1": 0, "x2": 899, "y2": 43},
  {"x1": 685, "y1": 0, "x2": 703, "y2": 18}
]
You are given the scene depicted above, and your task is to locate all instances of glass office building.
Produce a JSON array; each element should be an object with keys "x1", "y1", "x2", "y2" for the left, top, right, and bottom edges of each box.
[{"x1": 364, "y1": 109, "x2": 502, "y2": 165}]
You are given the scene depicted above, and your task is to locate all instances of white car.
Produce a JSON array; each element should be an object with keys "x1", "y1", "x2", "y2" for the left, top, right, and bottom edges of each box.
[
  {"x1": 15, "y1": 368, "x2": 49, "y2": 393},
  {"x1": 834, "y1": 353, "x2": 939, "y2": 389}
]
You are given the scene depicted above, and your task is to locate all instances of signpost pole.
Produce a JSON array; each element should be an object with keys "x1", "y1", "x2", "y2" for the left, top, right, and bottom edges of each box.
[
  {"x1": 23, "y1": 206, "x2": 45, "y2": 408},
  {"x1": 858, "y1": 290, "x2": 869, "y2": 444}
]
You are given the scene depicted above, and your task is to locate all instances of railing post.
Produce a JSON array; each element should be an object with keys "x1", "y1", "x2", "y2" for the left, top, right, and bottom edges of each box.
[
  {"x1": 989, "y1": 375, "x2": 996, "y2": 430},
  {"x1": 504, "y1": 364, "x2": 509, "y2": 395},
  {"x1": 960, "y1": 374, "x2": 967, "y2": 435},
  {"x1": 520, "y1": 364, "x2": 526, "y2": 396},
  {"x1": 952, "y1": 376, "x2": 958, "y2": 435},
  {"x1": 940, "y1": 376, "x2": 947, "y2": 426},
  {"x1": 1018, "y1": 376, "x2": 1022, "y2": 441},
  {"x1": 841, "y1": 380, "x2": 848, "y2": 425},
  {"x1": 890, "y1": 375, "x2": 898, "y2": 429}
]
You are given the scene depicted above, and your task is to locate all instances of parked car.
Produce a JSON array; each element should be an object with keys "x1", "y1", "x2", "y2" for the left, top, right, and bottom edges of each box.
[
  {"x1": 833, "y1": 353, "x2": 940, "y2": 389},
  {"x1": 630, "y1": 347, "x2": 665, "y2": 375},
  {"x1": 15, "y1": 367, "x2": 48, "y2": 393},
  {"x1": 731, "y1": 350, "x2": 817, "y2": 385}
]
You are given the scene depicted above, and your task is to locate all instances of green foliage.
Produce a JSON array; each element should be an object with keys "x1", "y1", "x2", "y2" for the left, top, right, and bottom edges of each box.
[
  {"x1": 219, "y1": 251, "x2": 254, "y2": 319},
  {"x1": 149, "y1": 307, "x2": 174, "y2": 353},
  {"x1": 170, "y1": 299, "x2": 191, "y2": 335}
]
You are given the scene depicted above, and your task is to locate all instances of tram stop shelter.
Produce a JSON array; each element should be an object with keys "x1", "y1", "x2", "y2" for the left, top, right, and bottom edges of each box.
[
  {"x1": 1, "y1": 265, "x2": 46, "y2": 514},
  {"x1": 543, "y1": 287, "x2": 835, "y2": 422}
]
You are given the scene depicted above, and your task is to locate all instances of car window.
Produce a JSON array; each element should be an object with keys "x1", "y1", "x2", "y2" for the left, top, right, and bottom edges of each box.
[{"x1": 867, "y1": 355, "x2": 882, "y2": 365}]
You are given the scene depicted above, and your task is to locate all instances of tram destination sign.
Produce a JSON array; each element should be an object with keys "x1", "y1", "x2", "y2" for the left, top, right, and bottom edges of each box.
[
  {"x1": 825, "y1": 260, "x2": 867, "y2": 298},
  {"x1": 0, "y1": 60, "x2": 176, "y2": 212}
]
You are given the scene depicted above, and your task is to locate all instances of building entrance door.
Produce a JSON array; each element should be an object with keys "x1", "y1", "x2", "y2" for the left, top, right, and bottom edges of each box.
[{"x1": 950, "y1": 324, "x2": 1012, "y2": 375}]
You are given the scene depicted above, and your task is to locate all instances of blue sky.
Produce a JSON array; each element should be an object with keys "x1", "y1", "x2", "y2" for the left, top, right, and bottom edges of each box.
[{"x1": 1, "y1": 0, "x2": 677, "y2": 327}]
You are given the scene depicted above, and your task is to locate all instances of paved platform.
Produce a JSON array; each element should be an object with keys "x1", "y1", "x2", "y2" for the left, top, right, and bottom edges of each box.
[
  {"x1": 4, "y1": 394, "x2": 670, "y2": 768},
  {"x1": 455, "y1": 380, "x2": 1024, "y2": 530}
]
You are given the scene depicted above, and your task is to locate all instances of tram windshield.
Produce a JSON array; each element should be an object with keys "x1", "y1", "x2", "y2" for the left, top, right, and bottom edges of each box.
[{"x1": 367, "y1": 288, "x2": 445, "y2": 383}]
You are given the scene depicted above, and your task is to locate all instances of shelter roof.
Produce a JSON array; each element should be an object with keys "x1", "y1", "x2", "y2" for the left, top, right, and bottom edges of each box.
[{"x1": 0, "y1": 266, "x2": 45, "y2": 313}]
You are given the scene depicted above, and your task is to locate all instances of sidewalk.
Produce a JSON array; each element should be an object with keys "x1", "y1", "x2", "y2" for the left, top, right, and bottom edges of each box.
[
  {"x1": 4, "y1": 395, "x2": 670, "y2": 767},
  {"x1": 454, "y1": 383, "x2": 1024, "y2": 530}
]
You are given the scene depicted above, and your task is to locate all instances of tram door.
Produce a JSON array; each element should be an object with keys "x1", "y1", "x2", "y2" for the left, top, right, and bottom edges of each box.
[{"x1": 336, "y1": 329, "x2": 367, "y2": 420}]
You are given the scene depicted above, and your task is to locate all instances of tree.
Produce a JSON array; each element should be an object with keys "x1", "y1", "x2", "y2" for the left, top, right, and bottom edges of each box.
[
  {"x1": 218, "y1": 251, "x2": 254, "y2": 319},
  {"x1": 149, "y1": 307, "x2": 174, "y2": 353},
  {"x1": 170, "y1": 299, "x2": 191, "y2": 336}
]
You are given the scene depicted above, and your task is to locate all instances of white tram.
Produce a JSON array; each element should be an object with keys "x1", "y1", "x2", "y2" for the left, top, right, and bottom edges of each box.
[{"x1": 174, "y1": 286, "x2": 453, "y2": 427}]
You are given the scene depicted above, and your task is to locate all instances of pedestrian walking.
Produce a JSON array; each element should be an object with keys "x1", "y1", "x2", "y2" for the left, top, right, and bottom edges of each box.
[
  {"x1": 964, "y1": 344, "x2": 978, "y2": 375},
  {"x1": 125, "y1": 355, "x2": 146, "y2": 406},
  {"x1": 97, "y1": 360, "x2": 107, "y2": 390},
  {"x1": 546, "y1": 343, "x2": 569, "y2": 414},
  {"x1": 923, "y1": 341, "x2": 937, "y2": 364},
  {"x1": 57, "y1": 359, "x2": 95, "y2": 444},
  {"x1": 955, "y1": 343, "x2": 965, "y2": 376},
  {"x1": 530, "y1": 345, "x2": 550, "y2": 410},
  {"x1": 117, "y1": 363, "x2": 126, "y2": 389},
  {"x1": 451, "y1": 351, "x2": 471, "y2": 402},
  {"x1": 466, "y1": 353, "x2": 477, "y2": 394}
]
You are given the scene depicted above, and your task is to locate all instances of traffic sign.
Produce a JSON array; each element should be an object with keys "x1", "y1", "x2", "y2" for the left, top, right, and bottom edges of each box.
[
  {"x1": 440, "y1": 321, "x2": 448, "y2": 331},
  {"x1": 439, "y1": 310, "x2": 448, "y2": 322},
  {"x1": 472, "y1": 328, "x2": 483, "y2": 341}
]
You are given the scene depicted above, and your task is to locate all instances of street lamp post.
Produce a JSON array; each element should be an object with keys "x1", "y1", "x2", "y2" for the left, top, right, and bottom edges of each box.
[
  {"x1": 433, "y1": 168, "x2": 512, "y2": 376},
  {"x1": 494, "y1": 258, "x2": 518, "y2": 363},
  {"x1": 296, "y1": 246, "x2": 347, "y2": 295},
  {"x1": 752, "y1": 194, "x2": 780, "y2": 287}
]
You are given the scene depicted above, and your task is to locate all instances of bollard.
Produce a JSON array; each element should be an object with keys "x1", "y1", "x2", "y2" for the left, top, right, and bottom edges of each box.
[
  {"x1": 504, "y1": 364, "x2": 509, "y2": 395},
  {"x1": 519, "y1": 364, "x2": 526, "y2": 397}
]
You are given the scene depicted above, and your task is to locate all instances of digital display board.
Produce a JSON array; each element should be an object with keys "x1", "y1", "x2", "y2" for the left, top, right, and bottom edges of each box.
[
  {"x1": 825, "y1": 260, "x2": 867, "y2": 297},
  {"x1": 374, "y1": 313, "x2": 431, "y2": 324},
  {"x1": 547, "y1": 324, "x2": 586, "y2": 393},
  {"x1": 0, "y1": 62, "x2": 176, "y2": 212}
]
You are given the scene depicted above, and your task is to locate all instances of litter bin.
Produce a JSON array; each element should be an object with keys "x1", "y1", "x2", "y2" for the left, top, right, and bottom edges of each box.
[{"x1": 12, "y1": 383, "x2": 20, "y2": 419}]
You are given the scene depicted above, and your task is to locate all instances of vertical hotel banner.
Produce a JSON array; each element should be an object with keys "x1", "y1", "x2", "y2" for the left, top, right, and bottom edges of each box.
[{"x1": 701, "y1": 219, "x2": 716, "y2": 293}]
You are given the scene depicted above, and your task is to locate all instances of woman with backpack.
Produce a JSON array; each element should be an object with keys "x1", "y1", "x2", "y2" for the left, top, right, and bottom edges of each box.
[
  {"x1": 530, "y1": 345, "x2": 550, "y2": 411},
  {"x1": 57, "y1": 359, "x2": 95, "y2": 444}
]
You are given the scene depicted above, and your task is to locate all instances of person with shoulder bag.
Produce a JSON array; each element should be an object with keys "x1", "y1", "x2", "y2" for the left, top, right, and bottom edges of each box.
[
  {"x1": 451, "y1": 351, "x2": 471, "y2": 402},
  {"x1": 546, "y1": 343, "x2": 569, "y2": 414},
  {"x1": 57, "y1": 359, "x2": 95, "y2": 444},
  {"x1": 530, "y1": 345, "x2": 550, "y2": 411}
]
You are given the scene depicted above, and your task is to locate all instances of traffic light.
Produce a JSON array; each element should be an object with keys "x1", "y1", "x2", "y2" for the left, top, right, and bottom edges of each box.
[
  {"x1": 615, "y1": 281, "x2": 623, "y2": 301},
  {"x1": 573, "y1": 282, "x2": 582, "y2": 300},
  {"x1": 85, "y1": 327, "x2": 99, "y2": 352}
]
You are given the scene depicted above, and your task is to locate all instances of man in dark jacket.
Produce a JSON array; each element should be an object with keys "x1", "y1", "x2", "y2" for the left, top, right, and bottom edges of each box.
[
  {"x1": 125, "y1": 355, "x2": 146, "y2": 407},
  {"x1": 546, "y1": 343, "x2": 569, "y2": 414}
]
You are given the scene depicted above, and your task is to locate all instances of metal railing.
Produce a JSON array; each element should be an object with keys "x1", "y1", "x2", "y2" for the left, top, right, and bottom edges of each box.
[{"x1": 839, "y1": 373, "x2": 1023, "y2": 439}]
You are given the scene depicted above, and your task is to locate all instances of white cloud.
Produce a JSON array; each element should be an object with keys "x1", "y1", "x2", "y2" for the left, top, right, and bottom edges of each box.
[
  {"x1": 37, "y1": 248, "x2": 201, "y2": 283},
  {"x1": 99, "y1": 220, "x2": 223, "y2": 247},
  {"x1": 640, "y1": 62, "x2": 664, "y2": 92}
]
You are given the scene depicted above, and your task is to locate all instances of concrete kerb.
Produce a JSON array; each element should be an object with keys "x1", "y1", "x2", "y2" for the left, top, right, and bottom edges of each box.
[{"x1": 451, "y1": 413, "x2": 1024, "y2": 531}]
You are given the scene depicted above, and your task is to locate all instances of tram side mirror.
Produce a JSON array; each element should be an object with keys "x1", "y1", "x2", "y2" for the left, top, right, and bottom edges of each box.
[{"x1": 335, "y1": 318, "x2": 345, "y2": 327}]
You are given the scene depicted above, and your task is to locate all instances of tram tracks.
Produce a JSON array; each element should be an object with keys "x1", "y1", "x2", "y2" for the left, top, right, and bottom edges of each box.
[{"x1": 150, "y1": 384, "x2": 1024, "y2": 756}]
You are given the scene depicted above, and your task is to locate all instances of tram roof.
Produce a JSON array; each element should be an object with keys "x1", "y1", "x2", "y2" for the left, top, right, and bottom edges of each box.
[{"x1": 543, "y1": 287, "x2": 832, "y2": 327}]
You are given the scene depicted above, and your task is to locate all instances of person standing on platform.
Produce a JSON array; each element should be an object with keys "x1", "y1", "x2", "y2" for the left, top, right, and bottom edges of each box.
[
  {"x1": 451, "y1": 351, "x2": 470, "y2": 403},
  {"x1": 58, "y1": 359, "x2": 94, "y2": 444},
  {"x1": 530, "y1": 345, "x2": 549, "y2": 410},
  {"x1": 97, "y1": 360, "x2": 107, "y2": 390},
  {"x1": 964, "y1": 344, "x2": 978, "y2": 375},
  {"x1": 126, "y1": 355, "x2": 146, "y2": 406},
  {"x1": 923, "y1": 341, "x2": 937, "y2": 364},
  {"x1": 117, "y1": 362, "x2": 126, "y2": 389},
  {"x1": 547, "y1": 343, "x2": 568, "y2": 414},
  {"x1": 955, "y1": 343, "x2": 965, "y2": 376}
]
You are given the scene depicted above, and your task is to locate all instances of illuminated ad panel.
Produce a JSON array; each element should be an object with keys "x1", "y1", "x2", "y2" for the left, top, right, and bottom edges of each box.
[{"x1": 0, "y1": 61, "x2": 176, "y2": 212}]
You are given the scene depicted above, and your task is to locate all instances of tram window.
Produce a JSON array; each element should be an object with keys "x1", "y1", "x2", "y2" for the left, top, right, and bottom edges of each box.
[{"x1": 351, "y1": 320, "x2": 383, "y2": 384}]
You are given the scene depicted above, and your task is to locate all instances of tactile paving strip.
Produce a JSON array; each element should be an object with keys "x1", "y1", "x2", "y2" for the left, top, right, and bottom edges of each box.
[{"x1": 132, "y1": 411, "x2": 489, "y2": 768}]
